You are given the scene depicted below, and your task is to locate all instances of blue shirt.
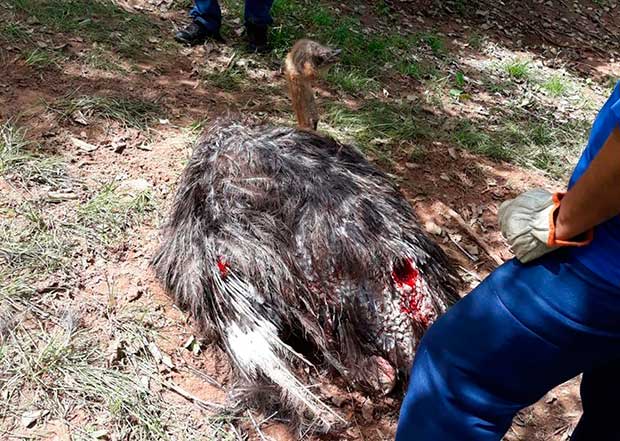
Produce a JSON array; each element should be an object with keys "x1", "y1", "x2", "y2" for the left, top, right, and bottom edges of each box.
[{"x1": 567, "y1": 81, "x2": 620, "y2": 286}]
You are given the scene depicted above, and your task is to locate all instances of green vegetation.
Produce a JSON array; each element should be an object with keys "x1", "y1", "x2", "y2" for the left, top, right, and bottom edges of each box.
[
  {"x1": 10, "y1": 0, "x2": 162, "y2": 57},
  {"x1": 326, "y1": 67, "x2": 380, "y2": 94},
  {"x1": 325, "y1": 100, "x2": 432, "y2": 163},
  {"x1": 396, "y1": 60, "x2": 436, "y2": 80},
  {"x1": 83, "y1": 45, "x2": 128, "y2": 72},
  {"x1": 419, "y1": 32, "x2": 446, "y2": 56},
  {"x1": 0, "y1": 189, "x2": 154, "y2": 281},
  {"x1": 453, "y1": 114, "x2": 590, "y2": 177},
  {"x1": 504, "y1": 58, "x2": 531, "y2": 80},
  {"x1": 78, "y1": 183, "x2": 155, "y2": 246},
  {"x1": 50, "y1": 94, "x2": 162, "y2": 129},
  {"x1": 23, "y1": 48, "x2": 60, "y2": 69},
  {"x1": 467, "y1": 33, "x2": 484, "y2": 50},
  {"x1": 0, "y1": 123, "x2": 69, "y2": 189},
  {"x1": 0, "y1": 21, "x2": 30, "y2": 41},
  {"x1": 203, "y1": 66, "x2": 246, "y2": 91},
  {"x1": 542, "y1": 75, "x2": 569, "y2": 97},
  {"x1": 0, "y1": 204, "x2": 75, "y2": 276}
]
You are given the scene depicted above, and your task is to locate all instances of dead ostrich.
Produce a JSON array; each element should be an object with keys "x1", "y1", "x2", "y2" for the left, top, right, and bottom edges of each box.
[{"x1": 153, "y1": 39, "x2": 460, "y2": 432}]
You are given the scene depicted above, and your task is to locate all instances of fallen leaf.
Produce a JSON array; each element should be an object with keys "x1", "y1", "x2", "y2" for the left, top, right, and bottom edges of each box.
[
  {"x1": 424, "y1": 221, "x2": 443, "y2": 236},
  {"x1": 91, "y1": 429, "x2": 108, "y2": 439},
  {"x1": 71, "y1": 111, "x2": 89, "y2": 125},
  {"x1": 21, "y1": 409, "x2": 48, "y2": 428},
  {"x1": 47, "y1": 191, "x2": 79, "y2": 202},
  {"x1": 70, "y1": 136, "x2": 97, "y2": 152},
  {"x1": 148, "y1": 342, "x2": 163, "y2": 362}
]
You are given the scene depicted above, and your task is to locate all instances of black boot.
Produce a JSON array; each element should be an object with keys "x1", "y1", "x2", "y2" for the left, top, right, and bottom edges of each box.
[
  {"x1": 175, "y1": 21, "x2": 223, "y2": 46},
  {"x1": 246, "y1": 23, "x2": 270, "y2": 53}
]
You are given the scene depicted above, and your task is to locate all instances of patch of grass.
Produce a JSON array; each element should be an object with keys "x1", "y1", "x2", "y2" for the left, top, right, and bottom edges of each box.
[
  {"x1": 11, "y1": 0, "x2": 161, "y2": 58},
  {"x1": 82, "y1": 45, "x2": 127, "y2": 73},
  {"x1": 418, "y1": 32, "x2": 446, "y2": 56},
  {"x1": 396, "y1": 60, "x2": 436, "y2": 80},
  {"x1": 0, "y1": 305, "x2": 232, "y2": 439},
  {"x1": 203, "y1": 67, "x2": 245, "y2": 91},
  {"x1": 51, "y1": 94, "x2": 162, "y2": 129},
  {"x1": 0, "y1": 184, "x2": 154, "y2": 286},
  {"x1": 0, "y1": 204, "x2": 75, "y2": 277},
  {"x1": 453, "y1": 0, "x2": 468, "y2": 16},
  {"x1": 0, "y1": 21, "x2": 30, "y2": 41},
  {"x1": 309, "y1": 6, "x2": 335, "y2": 27},
  {"x1": 77, "y1": 183, "x2": 156, "y2": 245},
  {"x1": 453, "y1": 114, "x2": 590, "y2": 177},
  {"x1": 23, "y1": 48, "x2": 59, "y2": 69},
  {"x1": 0, "y1": 122, "x2": 70, "y2": 189},
  {"x1": 266, "y1": 0, "x2": 306, "y2": 52},
  {"x1": 326, "y1": 67, "x2": 379, "y2": 94},
  {"x1": 467, "y1": 33, "x2": 484, "y2": 50},
  {"x1": 542, "y1": 75, "x2": 569, "y2": 97},
  {"x1": 376, "y1": 1, "x2": 391, "y2": 17},
  {"x1": 325, "y1": 100, "x2": 431, "y2": 162},
  {"x1": 504, "y1": 58, "x2": 530, "y2": 80},
  {"x1": 484, "y1": 78, "x2": 512, "y2": 94}
]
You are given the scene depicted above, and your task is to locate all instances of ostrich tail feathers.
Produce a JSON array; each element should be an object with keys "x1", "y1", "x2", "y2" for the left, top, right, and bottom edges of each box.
[{"x1": 219, "y1": 274, "x2": 343, "y2": 431}]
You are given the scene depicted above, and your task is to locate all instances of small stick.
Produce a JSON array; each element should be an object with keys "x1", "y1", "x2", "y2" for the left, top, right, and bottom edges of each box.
[
  {"x1": 228, "y1": 423, "x2": 244, "y2": 441},
  {"x1": 247, "y1": 410, "x2": 268, "y2": 441},
  {"x1": 225, "y1": 51, "x2": 237, "y2": 69},
  {"x1": 258, "y1": 411, "x2": 279, "y2": 426},
  {"x1": 184, "y1": 365, "x2": 224, "y2": 389},
  {"x1": 436, "y1": 201, "x2": 504, "y2": 266},
  {"x1": 159, "y1": 377, "x2": 227, "y2": 411},
  {"x1": 448, "y1": 234, "x2": 476, "y2": 262}
]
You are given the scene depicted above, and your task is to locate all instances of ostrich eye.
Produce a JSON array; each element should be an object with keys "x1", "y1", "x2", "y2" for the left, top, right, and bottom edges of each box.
[{"x1": 315, "y1": 56, "x2": 325, "y2": 65}]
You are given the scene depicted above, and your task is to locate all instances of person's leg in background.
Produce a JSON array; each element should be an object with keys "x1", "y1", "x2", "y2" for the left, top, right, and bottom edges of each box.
[
  {"x1": 570, "y1": 359, "x2": 620, "y2": 440},
  {"x1": 175, "y1": 0, "x2": 223, "y2": 45},
  {"x1": 395, "y1": 254, "x2": 620, "y2": 441},
  {"x1": 244, "y1": 0, "x2": 274, "y2": 52}
]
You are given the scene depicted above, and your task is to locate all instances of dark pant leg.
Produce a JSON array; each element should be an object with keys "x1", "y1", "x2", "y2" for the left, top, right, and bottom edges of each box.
[
  {"x1": 396, "y1": 256, "x2": 620, "y2": 441},
  {"x1": 571, "y1": 359, "x2": 620, "y2": 440},
  {"x1": 190, "y1": 0, "x2": 222, "y2": 33},
  {"x1": 244, "y1": 0, "x2": 274, "y2": 26}
]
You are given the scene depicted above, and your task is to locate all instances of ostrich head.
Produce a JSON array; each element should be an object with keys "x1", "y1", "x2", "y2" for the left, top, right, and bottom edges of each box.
[{"x1": 284, "y1": 40, "x2": 341, "y2": 130}]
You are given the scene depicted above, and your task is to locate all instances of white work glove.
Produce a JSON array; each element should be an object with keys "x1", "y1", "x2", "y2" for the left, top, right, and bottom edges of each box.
[{"x1": 498, "y1": 189, "x2": 592, "y2": 263}]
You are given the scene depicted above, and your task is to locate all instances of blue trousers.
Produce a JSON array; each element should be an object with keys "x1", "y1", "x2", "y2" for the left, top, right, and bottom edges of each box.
[
  {"x1": 396, "y1": 252, "x2": 620, "y2": 440},
  {"x1": 190, "y1": 0, "x2": 274, "y2": 33}
]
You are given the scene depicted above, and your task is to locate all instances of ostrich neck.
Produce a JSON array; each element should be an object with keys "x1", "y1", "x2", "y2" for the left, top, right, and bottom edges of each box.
[{"x1": 285, "y1": 67, "x2": 319, "y2": 130}]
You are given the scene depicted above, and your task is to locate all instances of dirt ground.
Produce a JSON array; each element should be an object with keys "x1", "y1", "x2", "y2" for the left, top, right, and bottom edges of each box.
[{"x1": 1, "y1": 0, "x2": 619, "y2": 440}]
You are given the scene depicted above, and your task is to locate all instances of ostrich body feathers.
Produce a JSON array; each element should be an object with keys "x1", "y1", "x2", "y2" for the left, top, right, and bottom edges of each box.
[{"x1": 153, "y1": 120, "x2": 460, "y2": 431}]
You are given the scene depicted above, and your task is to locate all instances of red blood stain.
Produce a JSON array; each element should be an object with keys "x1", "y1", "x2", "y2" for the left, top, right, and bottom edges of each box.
[
  {"x1": 217, "y1": 258, "x2": 229, "y2": 278},
  {"x1": 392, "y1": 259, "x2": 430, "y2": 326}
]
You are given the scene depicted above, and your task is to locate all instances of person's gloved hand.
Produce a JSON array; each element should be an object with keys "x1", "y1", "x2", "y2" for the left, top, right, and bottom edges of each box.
[{"x1": 498, "y1": 189, "x2": 593, "y2": 263}]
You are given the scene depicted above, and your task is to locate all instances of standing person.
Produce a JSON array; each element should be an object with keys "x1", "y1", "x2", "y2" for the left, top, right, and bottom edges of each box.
[
  {"x1": 175, "y1": 0, "x2": 274, "y2": 52},
  {"x1": 395, "y1": 82, "x2": 620, "y2": 440}
]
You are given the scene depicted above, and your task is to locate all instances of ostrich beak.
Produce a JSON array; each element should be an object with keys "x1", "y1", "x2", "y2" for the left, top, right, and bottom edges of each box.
[{"x1": 329, "y1": 48, "x2": 342, "y2": 61}]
